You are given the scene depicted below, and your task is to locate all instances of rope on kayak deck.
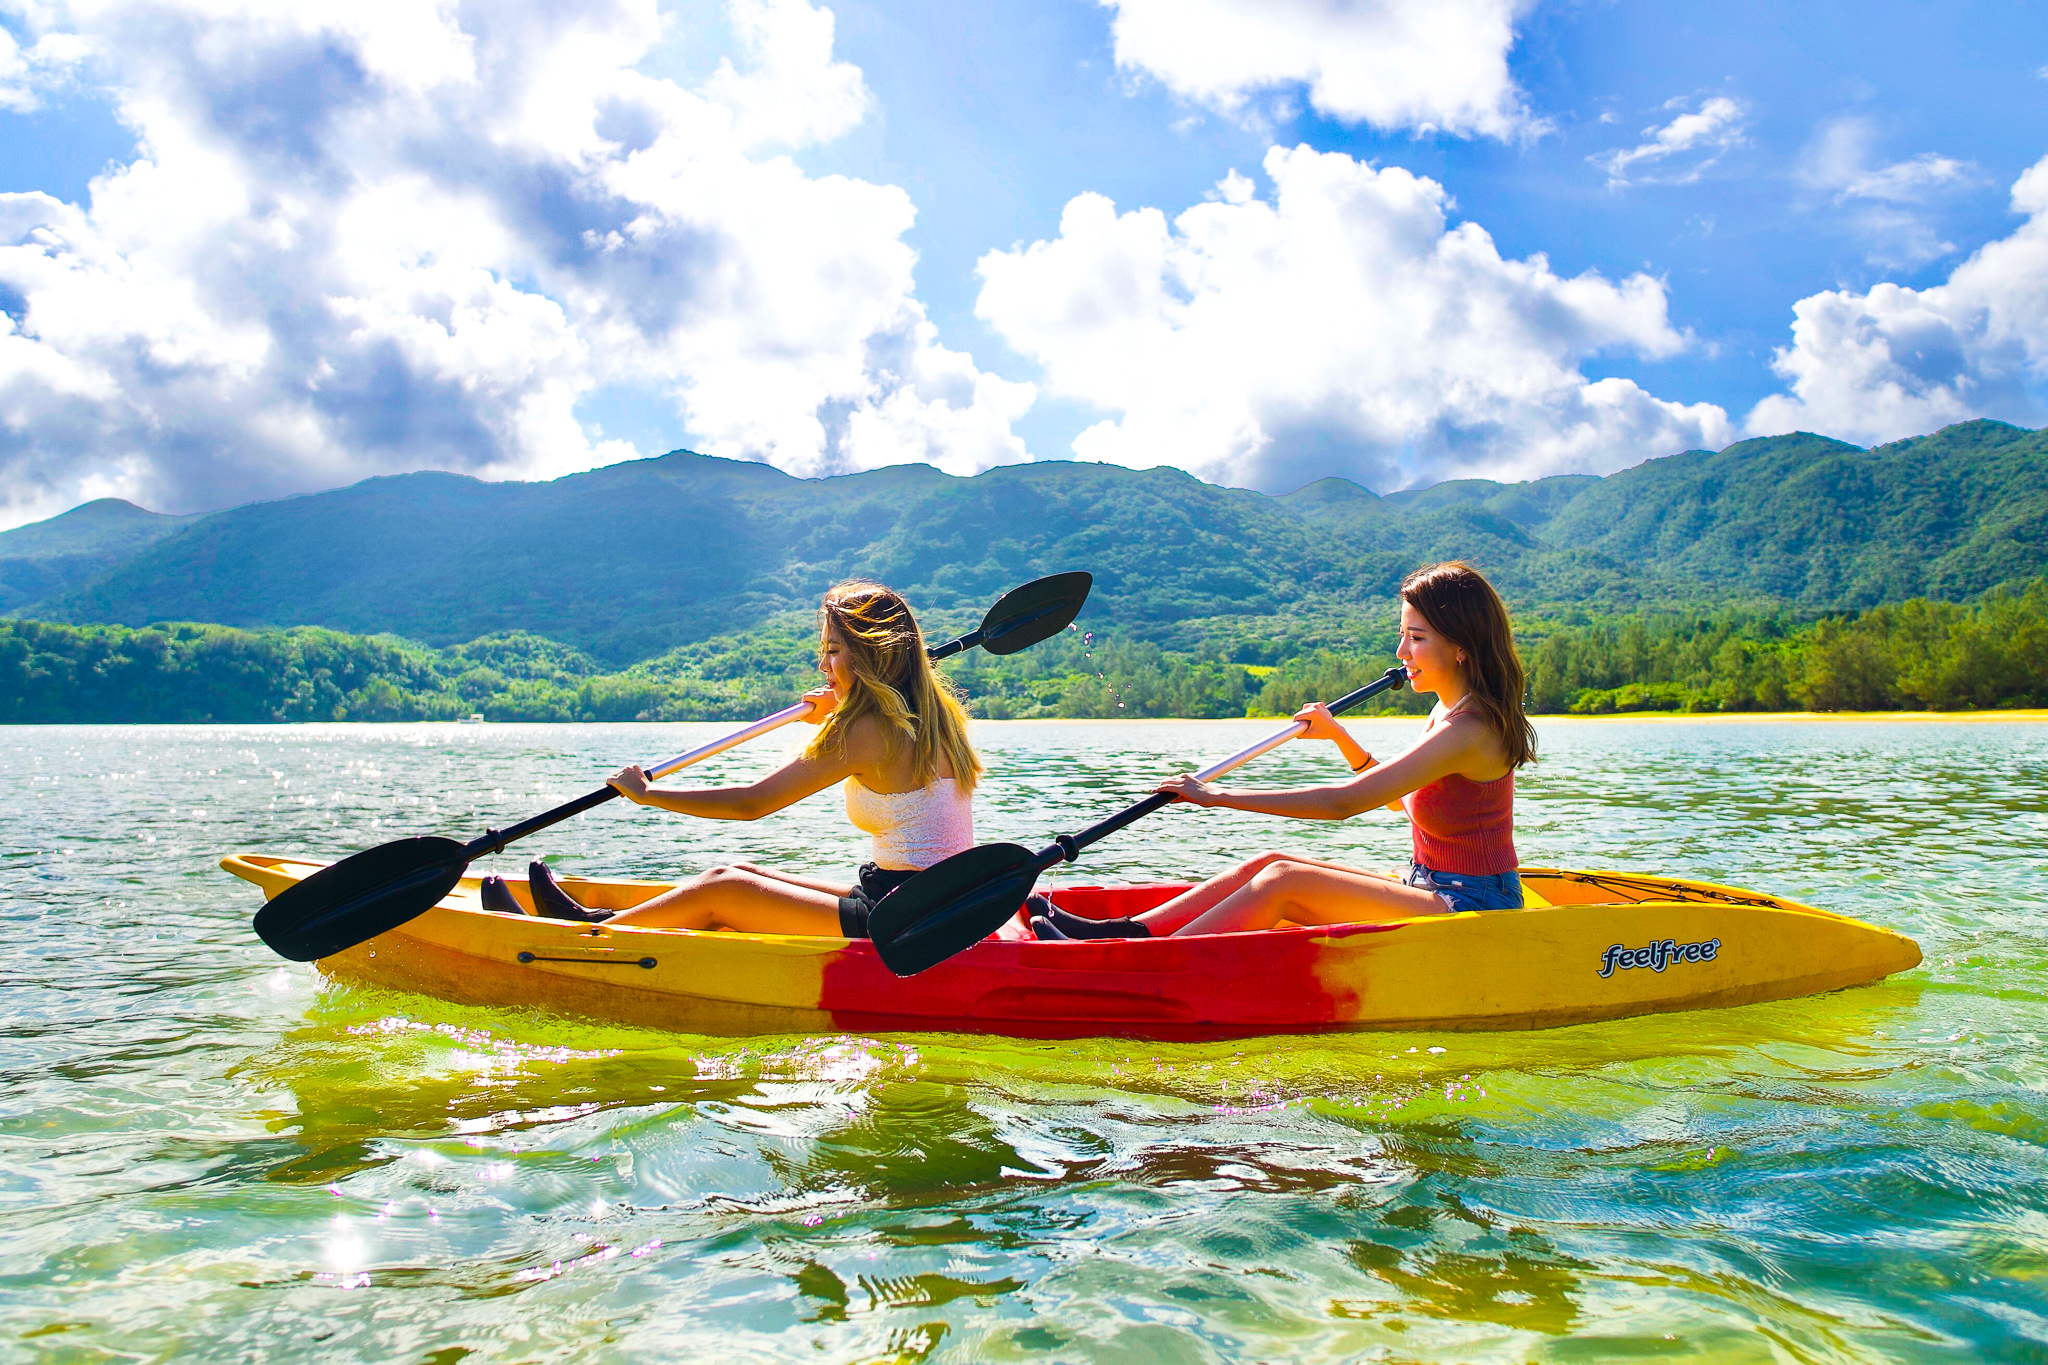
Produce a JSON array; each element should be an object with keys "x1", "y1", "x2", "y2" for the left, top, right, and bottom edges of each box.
[
  {"x1": 517, "y1": 952, "x2": 658, "y2": 968},
  {"x1": 1548, "y1": 870, "x2": 1783, "y2": 909}
]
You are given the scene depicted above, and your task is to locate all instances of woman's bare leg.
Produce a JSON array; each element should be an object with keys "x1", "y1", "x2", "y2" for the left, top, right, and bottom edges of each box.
[
  {"x1": 1131, "y1": 852, "x2": 1400, "y2": 934},
  {"x1": 1126, "y1": 852, "x2": 1299, "y2": 933},
  {"x1": 1174, "y1": 860, "x2": 1445, "y2": 936},
  {"x1": 720, "y1": 862, "x2": 854, "y2": 897},
  {"x1": 606, "y1": 865, "x2": 848, "y2": 934}
]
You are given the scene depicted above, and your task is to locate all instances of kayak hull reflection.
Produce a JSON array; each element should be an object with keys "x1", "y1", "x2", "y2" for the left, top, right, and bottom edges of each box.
[{"x1": 222, "y1": 855, "x2": 1922, "y2": 1039}]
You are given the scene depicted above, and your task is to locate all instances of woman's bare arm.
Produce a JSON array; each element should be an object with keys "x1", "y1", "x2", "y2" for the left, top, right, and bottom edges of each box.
[
  {"x1": 1292, "y1": 702, "x2": 1372, "y2": 772},
  {"x1": 1292, "y1": 701, "x2": 1403, "y2": 810},
  {"x1": 607, "y1": 688, "x2": 862, "y2": 821},
  {"x1": 1155, "y1": 715, "x2": 1492, "y2": 820},
  {"x1": 608, "y1": 746, "x2": 856, "y2": 821}
]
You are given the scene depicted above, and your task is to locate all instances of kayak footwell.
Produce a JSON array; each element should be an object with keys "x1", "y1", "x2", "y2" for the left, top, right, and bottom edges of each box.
[{"x1": 222, "y1": 855, "x2": 1923, "y2": 1039}]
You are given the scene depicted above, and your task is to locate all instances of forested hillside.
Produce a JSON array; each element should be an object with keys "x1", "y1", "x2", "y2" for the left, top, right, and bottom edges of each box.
[
  {"x1": 4, "y1": 578, "x2": 2043, "y2": 723},
  {"x1": 1280, "y1": 422, "x2": 2048, "y2": 610},
  {"x1": 5, "y1": 421, "x2": 2043, "y2": 668},
  {"x1": 3, "y1": 418, "x2": 2044, "y2": 721},
  {"x1": 0, "y1": 499, "x2": 198, "y2": 615}
]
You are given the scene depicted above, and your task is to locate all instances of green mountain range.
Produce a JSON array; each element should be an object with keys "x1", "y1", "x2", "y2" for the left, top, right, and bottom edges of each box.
[
  {"x1": 5, "y1": 419, "x2": 2043, "y2": 668},
  {"x1": 1, "y1": 419, "x2": 2044, "y2": 724}
]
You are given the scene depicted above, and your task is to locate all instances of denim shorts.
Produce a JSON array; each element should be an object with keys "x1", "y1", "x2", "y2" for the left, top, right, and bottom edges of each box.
[{"x1": 1404, "y1": 863, "x2": 1523, "y2": 914}]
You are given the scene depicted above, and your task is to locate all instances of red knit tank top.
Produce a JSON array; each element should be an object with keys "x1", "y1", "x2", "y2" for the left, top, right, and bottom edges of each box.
[{"x1": 1404, "y1": 771, "x2": 1517, "y2": 875}]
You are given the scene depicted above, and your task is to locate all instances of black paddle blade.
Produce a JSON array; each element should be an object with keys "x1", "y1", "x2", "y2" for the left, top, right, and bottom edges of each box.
[
  {"x1": 979, "y1": 571, "x2": 1091, "y2": 656},
  {"x1": 870, "y1": 842, "x2": 1042, "y2": 976},
  {"x1": 252, "y1": 836, "x2": 471, "y2": 962}
]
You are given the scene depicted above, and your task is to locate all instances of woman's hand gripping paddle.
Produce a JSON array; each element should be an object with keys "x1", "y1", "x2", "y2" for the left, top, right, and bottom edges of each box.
[
  {"x1": 251, "y1": 572, "x2": 1093, "y2": 963},
  {"x1": 869, "y1": 665, "x2": 1406, "y2": 976}
]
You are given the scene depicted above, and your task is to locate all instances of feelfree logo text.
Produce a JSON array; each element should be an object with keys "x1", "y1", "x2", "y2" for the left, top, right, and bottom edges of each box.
[{"x1": 1599, "y1": 937, "x2": 1720, "y2": 978}]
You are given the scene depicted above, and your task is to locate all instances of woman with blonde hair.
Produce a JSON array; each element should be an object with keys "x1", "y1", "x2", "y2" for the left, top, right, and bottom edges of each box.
[
  {"x1": 497, "y1": 580, "x2": 983, "y2": 937},
  {"x1": 1031, "y1": 560, "x2": 1536, "y2": 939}
]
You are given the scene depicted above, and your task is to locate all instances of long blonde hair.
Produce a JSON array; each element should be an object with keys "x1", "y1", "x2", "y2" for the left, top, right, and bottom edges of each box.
[
  {"x1": 804, "y1": 580, "x2": 982, "y2": 792},
  {"x1": 1400, "y1": 561, "x2": 1537, "y2": 769}
]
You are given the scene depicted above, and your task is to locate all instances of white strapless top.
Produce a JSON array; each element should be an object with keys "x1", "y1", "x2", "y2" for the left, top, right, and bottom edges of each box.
[{"x1": 843, "y1": 776, "x2": 973, "y2": 871}]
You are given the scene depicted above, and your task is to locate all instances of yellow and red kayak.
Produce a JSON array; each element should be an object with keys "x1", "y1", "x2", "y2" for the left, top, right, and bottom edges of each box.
[{"x1": 222, "y1": 854, "x2": 1921, "y2": 1039}]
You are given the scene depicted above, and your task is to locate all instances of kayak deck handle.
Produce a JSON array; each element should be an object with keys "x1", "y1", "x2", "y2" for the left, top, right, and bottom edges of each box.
[{"x1": 517, "y1": 951, "x2": 658, "y2": 969}]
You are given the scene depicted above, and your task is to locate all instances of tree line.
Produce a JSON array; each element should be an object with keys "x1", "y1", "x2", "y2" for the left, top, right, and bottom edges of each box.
[
  {"x1": 1524, "y1": 576, "x2": 2048, "y2": 713},
  {"x1": 1, "y1": 577, "x2": 2043, "y2": 723}
]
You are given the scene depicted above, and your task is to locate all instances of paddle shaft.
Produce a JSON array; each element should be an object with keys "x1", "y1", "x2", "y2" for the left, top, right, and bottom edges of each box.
[
  {"x1": 463, "y1": 616, "x2": 1026, "y2": 857},
  {"x1": 463, "y1": 699, "x2": 817, "y2": 858},
  {"x1": 1034, "y1": 666, "x2": 1407, "y2": 872}
]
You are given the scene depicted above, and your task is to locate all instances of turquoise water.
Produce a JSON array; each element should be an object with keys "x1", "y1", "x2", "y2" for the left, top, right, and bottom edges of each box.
[{"x1": 3, "y1": 718, "x2": 2045, "y2": 1362}]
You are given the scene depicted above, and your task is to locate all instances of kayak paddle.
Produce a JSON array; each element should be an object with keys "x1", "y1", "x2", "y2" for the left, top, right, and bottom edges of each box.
[
  {"x1": 869, "y1": 664, "x2": 1406, "y2": 976},
  {"x1": 253, "y1": 571, "x2": 1092, "y2": 962}
]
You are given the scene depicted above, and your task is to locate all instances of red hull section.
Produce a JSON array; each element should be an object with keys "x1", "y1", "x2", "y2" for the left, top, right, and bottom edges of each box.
[{"x1": 816, "y1": 882, "x2": 1405, "y2": 1040}]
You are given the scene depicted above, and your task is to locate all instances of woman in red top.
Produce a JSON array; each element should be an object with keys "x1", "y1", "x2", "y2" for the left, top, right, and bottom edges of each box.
[{"x1": 1030, "y1": 561, "x2": 1536, "y2": 940}]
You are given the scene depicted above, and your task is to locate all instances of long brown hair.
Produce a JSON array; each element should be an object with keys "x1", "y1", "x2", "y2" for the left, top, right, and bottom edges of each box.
[
  {"x1": 804, "y1": 580, "x2": 982, "y2": 791},
  {"x1": 1400, "y1": 561, "x2": 1537, "y2": 769}
]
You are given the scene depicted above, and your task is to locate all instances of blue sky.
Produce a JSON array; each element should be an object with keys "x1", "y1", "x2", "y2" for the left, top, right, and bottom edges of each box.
[
  {"x1": 816, "y1": 0, "x2": 2048, "y2": 460},
  {"x1": 0, "y1": 0, "x2": 2044, "y2": 526}
]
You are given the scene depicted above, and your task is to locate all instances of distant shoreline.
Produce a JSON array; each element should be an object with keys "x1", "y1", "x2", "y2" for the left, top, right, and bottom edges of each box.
[
  {"x1": 5, "y1": 710, "x2": 2046, "y2": 728},
  {"x1": 1534, "y1": 710, "x2": 2048, "y2": 723},
  {"x1": 984, "y1": 710, "x2": 2048, "y2": 724}
]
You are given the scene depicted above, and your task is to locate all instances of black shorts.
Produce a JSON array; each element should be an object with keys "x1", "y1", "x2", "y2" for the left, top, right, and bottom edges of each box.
[{"x1": 836, "y1": 862, "x2": 920, "y2": 939}]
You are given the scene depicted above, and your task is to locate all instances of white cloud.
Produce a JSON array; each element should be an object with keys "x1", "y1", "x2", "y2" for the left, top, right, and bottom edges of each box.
[
  {"x1": 0, "y1": 24, "x2": 90, "y2": 111},
  {"x1": 976, "y1": 145, "x2": 1734, "y2": 494},
  {"x1": 0, "y1": 0, "x2": 1031, "y2": 528},
  {"x1": 1832, "y1": 153, "x2": 1974, "y2": 204},
  {"x1": 1591, "y1": 96, "x2": 1746, "y2": 186},
  {"x1": 700, "y1": 0, "x2": 870, "y2": 151},
  {"x1": 1748, "y1": 153, "x2": 2048, "y2": 445},
  {"x1": 1799, "y1": 116, "x2": 1980, "y2": 268},
  {"x1": 1100, "y1": 0, "x2": 1534, "y2": 140}
]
